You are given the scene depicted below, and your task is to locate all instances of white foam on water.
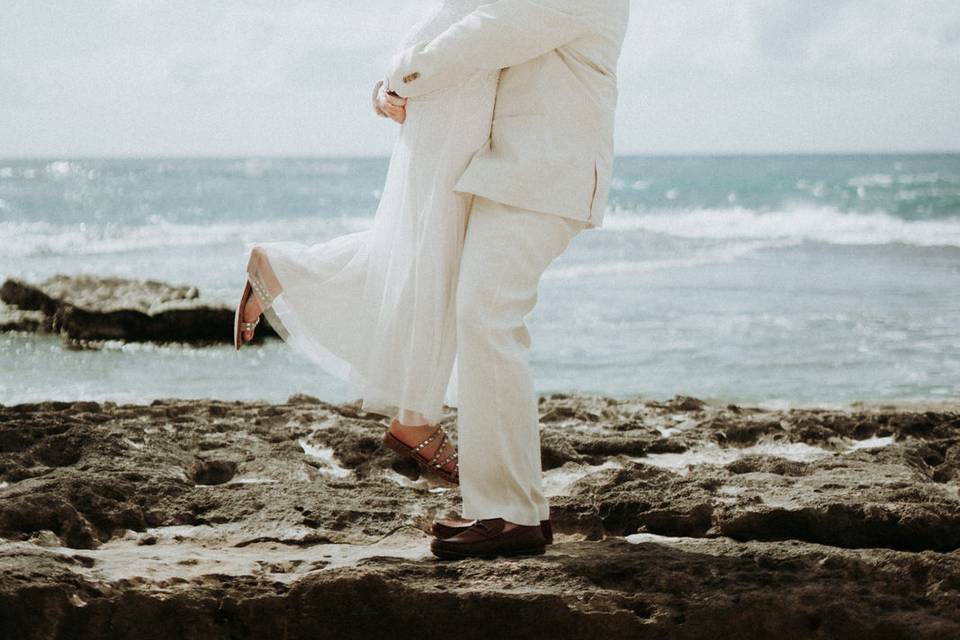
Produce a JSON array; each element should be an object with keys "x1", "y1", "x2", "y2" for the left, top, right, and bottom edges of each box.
[
  {"x1": 0, "y1": 482, "x2": 8, "y2": 490},
  {"x1": 656, "y1": 414, "x2": 701, "y2": 438},
  {"x1": 634, "y1": 440, "x2": 835, "y2": 475},
  {"x1": 298, "y1": 439, "x2": 353, "y2": 479},
  {"x1": 0, "y1": 216, "x2": 374, "y2": 258},
  {"x1": 896, "y1": 173, "x2": 945, "y2": 185},
  {"x1": 632, "y1": 433, "x2": 898, "y2": 476},
  {"x1": 379, "y1": 468, "x2": 452, "y2": 492},
  {"x1": 544, "y1": 239, "x2": 796, "y2": 280},
  {"x1": 848, "y1": 173, "x2": 894, "y2": 188},
  {"x1": 736, "y1": 441, "x2": 836, "y2": 461},
  {"x1": 381, "y1": 468, "x2": 431, "y2": 490},
  {"x1": 139, "y1": 524, "x2": 209, "y2": 540},
  {"x1": 848, "y1": 172, "x2": 951, "y2": 187},
  {"x1": 543, "y1": 459, "x2": 624, "y2": 497},
  {"x1": 7, "y1": 202, "x2": 959, "y2": 264},
  {"x1": 842, "y1": 435, "x2": 896, "y2": 450},
  {"x1": 44, "y1": 160, "x2": 85, "y2": 177},
  {"x1": 625, "y1": 532, "x2": 704, "y2": 544},
  {"x1": 10, "y1": 524, "x2": 433, "y2": 584},
  {"x1": 226, "y1": 159, "x2": 356, "y2": 177},
  {"x1": 601, "y1": 205, "x2": 960, "y2": 248}
]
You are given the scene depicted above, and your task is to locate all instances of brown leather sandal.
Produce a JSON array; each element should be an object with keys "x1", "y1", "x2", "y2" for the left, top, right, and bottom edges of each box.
[
  {"x1": 382, "y1": 419, "x2": 459, "y2": 484},
  {"x1": 233, "y1": 279, "x2": 260, "y2": 350}
]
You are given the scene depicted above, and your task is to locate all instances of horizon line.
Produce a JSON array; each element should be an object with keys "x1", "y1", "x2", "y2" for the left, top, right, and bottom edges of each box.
[{"x1": 2, "y1": 149, "x2": 960, "y2": 161}]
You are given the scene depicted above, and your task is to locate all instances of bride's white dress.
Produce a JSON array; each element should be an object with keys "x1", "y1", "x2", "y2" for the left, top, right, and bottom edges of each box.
[{"x1": 244, "y1": 0, "x2": 498, "y2": 425}]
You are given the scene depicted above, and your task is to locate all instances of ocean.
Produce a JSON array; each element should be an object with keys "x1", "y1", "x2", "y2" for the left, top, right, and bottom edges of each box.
[{"x1": 1, "y1": 154, "x2": 958, "y2": 407}]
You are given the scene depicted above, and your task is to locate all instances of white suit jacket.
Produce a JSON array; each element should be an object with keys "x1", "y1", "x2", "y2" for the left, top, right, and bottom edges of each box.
[{"x1": 385, "y1": 0, "x2": 630, "y2": 229}]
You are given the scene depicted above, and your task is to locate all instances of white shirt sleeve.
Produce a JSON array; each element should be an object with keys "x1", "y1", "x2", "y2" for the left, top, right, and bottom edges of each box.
[{"x1": 385, "y1": 0, "x2": 595, "y2": 98}]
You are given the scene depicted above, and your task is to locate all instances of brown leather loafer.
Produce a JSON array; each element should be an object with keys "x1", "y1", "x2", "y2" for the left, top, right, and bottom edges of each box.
[
  {"x1": 432, "y1": 518, "x2": 553, "y2": 544},
  {"x1": 430, "y1": 518, "x2": 547, "y2": 560}
]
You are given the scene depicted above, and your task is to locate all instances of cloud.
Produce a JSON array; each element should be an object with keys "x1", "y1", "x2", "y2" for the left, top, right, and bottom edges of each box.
[
  {"x1": 0, "y1": 66, "x2": 28, "y2": 106},
  {"x1": 621, "y1": 0, "x2": 960, "y2": 152},
  {"x1": 0, "y1": 0, "x2": 958, "y2": 155}
]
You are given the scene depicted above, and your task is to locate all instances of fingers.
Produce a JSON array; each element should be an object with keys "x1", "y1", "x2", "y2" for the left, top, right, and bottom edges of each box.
[
  {"x1": 377, "y1": 87, "x2": 406, "y2": 110},
  {"x1": 384, "y1": 91, "x2": 407, "y2": 107},
  {"x1": 383, "y1": 103, "x2": 406, "y2": 124},
  {"x1": 376, "y1": 84, "x2": 407, "y2": 124},
  {"x1": 372, "y1": 80, "x2": 389, "y2": 118}
]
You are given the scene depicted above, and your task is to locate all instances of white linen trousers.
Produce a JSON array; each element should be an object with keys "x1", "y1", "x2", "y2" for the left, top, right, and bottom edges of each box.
[{"x1": 455, "y1": 195, "x2": 587, "y2": 526}]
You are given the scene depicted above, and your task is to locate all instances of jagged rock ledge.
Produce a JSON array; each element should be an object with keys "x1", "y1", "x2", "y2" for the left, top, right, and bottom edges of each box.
[
  {"x1": 1, "y1": 393, "x2": 959, "y2": 639},
  {"x1": 0, "y1": 275, "x2": 277, "y2": 345}
]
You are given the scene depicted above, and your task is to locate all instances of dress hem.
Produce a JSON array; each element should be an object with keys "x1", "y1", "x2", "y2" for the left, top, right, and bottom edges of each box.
[{"x1": 245, "y1": 263, "x2": 453, "y2": 425}]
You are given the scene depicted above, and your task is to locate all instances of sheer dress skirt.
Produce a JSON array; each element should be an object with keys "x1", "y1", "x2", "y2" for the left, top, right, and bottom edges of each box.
[{"x1": 243, "y1": 68, "x2": 498, "y2": 425}]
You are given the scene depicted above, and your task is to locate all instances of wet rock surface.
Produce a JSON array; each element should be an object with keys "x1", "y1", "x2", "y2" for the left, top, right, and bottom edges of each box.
[
  {"x1": 0, "y1": 275, "x2": 277, "y2": 345},
  {"x1": 1, "y1": 394, "x2": 959, "y2": 639}
]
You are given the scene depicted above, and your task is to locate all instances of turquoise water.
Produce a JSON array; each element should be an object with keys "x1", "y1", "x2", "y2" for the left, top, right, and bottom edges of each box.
[{"x1": 1, "y1": 155, "x2": 959, "y2": 406}]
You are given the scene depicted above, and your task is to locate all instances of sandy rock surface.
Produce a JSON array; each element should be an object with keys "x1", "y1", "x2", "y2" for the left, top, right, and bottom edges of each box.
[{"x1": 1, "y1": 393, "x2": 959, "y2": 639}]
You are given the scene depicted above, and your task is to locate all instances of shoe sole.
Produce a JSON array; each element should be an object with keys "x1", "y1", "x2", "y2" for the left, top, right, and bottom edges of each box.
[
  {"x1": 234, "y1": 279, "x2": 252, "y2": 350},
  {"x1": 430, "y1": 544, "x2": 546, "y2": 560},
  {"x1": 432, "y1": 522, "x2": 553, "y2": 544},
  {"x1": 382, "y1": 430, "x2": 459, "y2": 485}
]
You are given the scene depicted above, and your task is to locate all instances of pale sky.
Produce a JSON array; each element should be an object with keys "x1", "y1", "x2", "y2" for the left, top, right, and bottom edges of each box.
[{"x1": 1, "y1": 0, "x2": 959, "y2": 157}]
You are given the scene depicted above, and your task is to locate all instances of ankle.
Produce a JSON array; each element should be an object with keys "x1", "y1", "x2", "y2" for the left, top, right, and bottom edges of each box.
[
  {"x1": 392, "y1": 421, "x2": 434, "y2": 434},
  {"x1": 397, "y1": 410, "x2": 429, "y2": 426}
]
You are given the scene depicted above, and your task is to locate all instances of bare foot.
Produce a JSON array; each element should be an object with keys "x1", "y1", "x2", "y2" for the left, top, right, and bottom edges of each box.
[
  {"x1": 241, "y1": 282, "x2": 263, "y2": 343},
  {"x1": 389, "y1": 420, "x2": 458, "y2": 476}
]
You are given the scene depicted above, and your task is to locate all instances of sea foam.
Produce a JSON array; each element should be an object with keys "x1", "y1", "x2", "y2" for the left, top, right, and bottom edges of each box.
[
  {"x1": 3, "y1": 205, "x2": 960, "y2": 262},
  {"x1": 543, "y1": 239, "x2": 796, "y2": 280},
  {"x1": 0, "y1": 216, "x2": 374, "y2": 259},
  {"x1": 602, "y1": 205, "x2": 960, "y2": 248}
]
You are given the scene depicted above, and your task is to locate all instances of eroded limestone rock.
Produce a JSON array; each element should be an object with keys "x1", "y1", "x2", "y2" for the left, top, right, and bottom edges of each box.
[{"x1": 1, "y1": 394, "x2": 959, "y2": 638}]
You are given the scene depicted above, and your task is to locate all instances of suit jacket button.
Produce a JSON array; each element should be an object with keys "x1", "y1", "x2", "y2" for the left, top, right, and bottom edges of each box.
[{"x1": 403, "y1": 71, "x2": 420, "y2": 83}]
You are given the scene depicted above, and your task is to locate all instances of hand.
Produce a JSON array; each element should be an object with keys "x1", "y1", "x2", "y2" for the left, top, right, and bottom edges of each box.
[
  {"x1": 372, "y1": 80, "x2": 388, "y2": 118},
  {"x1": 374, "y1": 80, "x2": 407, "y2": 124}
]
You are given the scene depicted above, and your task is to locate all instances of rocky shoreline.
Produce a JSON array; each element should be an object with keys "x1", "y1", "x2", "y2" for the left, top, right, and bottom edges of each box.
[
  {"x1": 1, "y1": 275, "x2": 277, "y2": 346},
  {"x1": 2, "y1": 393, "x2": 959, "y2": 638}
]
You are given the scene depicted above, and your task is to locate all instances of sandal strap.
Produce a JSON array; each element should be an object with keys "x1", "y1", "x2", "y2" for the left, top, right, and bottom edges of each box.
[
  {"x1": 434, "y1": 450, "x2": 458, "y2": 469},
  {"x1": 426, "y1": 430, "x2": 449, "y2": 466},
  {"x1": 428, "y1": 430, "x2": 458, "y2": 470},
  {"x1": 239, "y1": 318, "x2": 260, "y2": 330},
  {"x1": 397, "y1": 422, "x2": 458, "y2": 475},
  {"x1": 248, "y1": 272, "x2": 276, "y2": 308},
  {"x1": 412, "y1": 425, "x2": 442, "y2": 453}
]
